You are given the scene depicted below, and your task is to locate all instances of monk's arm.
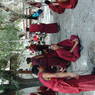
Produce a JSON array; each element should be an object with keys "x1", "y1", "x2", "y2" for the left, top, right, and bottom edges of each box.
[
  {"x1": 42, "y1": 72, "x2": 79, "y2": 79},
  {"x1": 70, "y1": 40, "x2": 79, "y2": 53},
  {"x1": 50, "y1": 44, "x2": 77, "y2": 61},
  {"x1": 51, "y1": 45, "x2": 69, "y2": 60}
]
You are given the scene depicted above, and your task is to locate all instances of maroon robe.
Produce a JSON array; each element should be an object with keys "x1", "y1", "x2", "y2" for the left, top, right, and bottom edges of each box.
[
  {"x1": 31, "y1": 52, "x2": 68, "y2": 69},
  {"x1": 29, "y1": 23, "x2": 59, "y2": 33},
  {"x1": 27, "y1": 2, "x2": 42, "y2": 8},
  {"x1": 28, "y1": 44, "x2": 49, "y2": 52},
  {"x1": 56, "y1": 0, "x2": 78, "y2": 9},
  {"x1": 48, "y1": 0, "x2": 78, "y2": 13},
  {"x1": 31, "y1": 35, "x2": 80, "y2": 69},
  {"x1": 56, "y1": 35, "x2": 80, "y2": 62},
  {"x1": 49, "y1": 4, "x2": 65, "y2": 14},
  {"x1": 39, "y1": 72, "x2": 95, "y2": 94}
]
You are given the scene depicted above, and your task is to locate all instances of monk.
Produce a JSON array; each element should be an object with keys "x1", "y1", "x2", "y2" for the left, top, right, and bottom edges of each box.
[
  {"x1": 30, "y1": 86, "x2": 56, "y2": 95},
  {"x1": 26, "y1": 44, "x2": 49, "y2": 53},
  {"x1": 32, "y1": 65, "x2": 95, "y2": 94},
  {"x1": 26, "y1": 35, "x2": 81, "y2": 62},
  {"x1": 26, "y1": 23, "x2": 59, "y2": 33},
  {"x1": 26, "y1": 45, "x2": 69, "y2": 71},
  {"x1": 27, "y1": 55, "x2": 69, "y2": 71},
  {"x1": 45, "y1": 0, "x2": 78, "y2": 14},
  {"x1": 52, "y1": 35, "x2": 80, "y2": 62},
  {"x1": 27, "y1": 0, "x2": 78, "y2": 14},
  {"x1": 27, "y1": 1, "x2": 65, "y2": 14}
]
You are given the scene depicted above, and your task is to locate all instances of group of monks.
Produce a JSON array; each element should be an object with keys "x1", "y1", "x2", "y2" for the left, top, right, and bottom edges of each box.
[
  {"x1": 26, "y1": 0, "x2": 78, "y2": 34},
  {"x1": 24, "y1": 0, "x2": 95, "y2": 95}
]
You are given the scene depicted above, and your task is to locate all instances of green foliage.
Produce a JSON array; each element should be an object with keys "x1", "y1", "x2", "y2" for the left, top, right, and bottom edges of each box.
[
  {"x1": 0, "y1": 2, "x2": 24, "y2": 95},
  {"x1": 0, "y1": 59, "x2": 7, "y2": 68},
  {"x1": 0, "y1": 10, "x2": 21, "y2": 63},
  {"x1": 10, "y1": 54, "x2": 20, "y2": 70},
  {"x1": 0, "y1": 10, "x2": 21, "y2": 86}
]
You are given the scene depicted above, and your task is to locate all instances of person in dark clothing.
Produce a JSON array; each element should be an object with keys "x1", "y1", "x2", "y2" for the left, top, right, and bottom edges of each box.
[{"x1": 25, "y1": 9, "x2": 43, "y2": 20}]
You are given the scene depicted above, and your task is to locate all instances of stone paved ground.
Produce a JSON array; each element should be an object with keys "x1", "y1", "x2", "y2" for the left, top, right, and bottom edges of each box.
[{"x1": 48, "y1": 0, "x2": 95, "y2": 95}]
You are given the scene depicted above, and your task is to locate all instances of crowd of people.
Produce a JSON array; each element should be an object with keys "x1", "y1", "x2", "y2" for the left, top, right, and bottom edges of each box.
[{"x1": 21, "y1": 0, "x2": 95, "y2": 94}]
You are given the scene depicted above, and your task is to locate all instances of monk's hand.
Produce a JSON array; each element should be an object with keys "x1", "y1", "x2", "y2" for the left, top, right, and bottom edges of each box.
[
  {"x1": 70, "y1": 39, "x2": 79, "y2": 53},
  {"x1": 69, "y1": 72, "x2": 79, "y2": 79},
  {"x1": 72, "y1": 39, "x2": 79, "y2": 44},
  {"x1": 60, "y1": 68, "x2": 66, "y2": 72},
  {"x1": 50, "y1": 44, "x2": 60, "y2": 50}
]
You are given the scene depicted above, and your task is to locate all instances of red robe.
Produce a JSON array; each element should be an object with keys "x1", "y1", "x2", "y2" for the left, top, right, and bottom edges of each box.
[
  {"x1": 39, "y1": 72, "x2": 95, "y2": 94},
  {"x1": 56, "y1": 35, "x2": 80, "y2": 62},
  {"x1": 31, "y1": 35, "x2": 80, "y2": 70},
  {"x1": 48, "y1": 0, "x2": 78, "y2": 14},
  {"x1": 48, "y1": 4, "x2": 65, "y2": 14},
  {"x1": 28, "y1": 44, "x2": 49, "y2": 52},
  {"x1": 27, "y1": 2, "x2": 42, "y2": 8},
  {"x1": 32, "y1": 35, "x2": 80, "y2": 62},
  {"x1": 56, "y1": 0, "x2": 78, "y2": 9},
  {"x1": 29, "y1": 23, "x2": 59, "y2": 33},
  {"x1": 31, "y1": 53, "x2": 68, "y2": 69}
]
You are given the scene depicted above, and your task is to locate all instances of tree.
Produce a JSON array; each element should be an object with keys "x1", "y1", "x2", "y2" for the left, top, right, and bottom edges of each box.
[
  {"x1": 0, "y1": 9, "x2": 22, "y2": 62},
  {"x1": 0, "y1": 1, "x2": 43, "y2": 95},
  {"x1": 0, "y1": 3, "x2": 27, "y2": 22},
  {"x1": 0, "y1": 54, "x2": 42, "y2": 95},
  {"x1": 0, "y1": 70, "x2": 42, "y2": 95}
]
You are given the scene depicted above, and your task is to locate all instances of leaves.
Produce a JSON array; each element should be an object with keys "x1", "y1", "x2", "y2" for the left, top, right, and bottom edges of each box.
[{"x1": 0, "y1": 10, "x2": 21, "y2": 68}]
